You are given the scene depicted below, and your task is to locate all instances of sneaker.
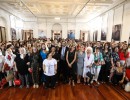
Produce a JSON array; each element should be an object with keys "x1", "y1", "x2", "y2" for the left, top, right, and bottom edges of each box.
[
  {"x1": 90, "y1": 80, "x2": 93, "y2": 84},
  {"x1": 96, "y1": 81, "x2": 100, "y2": 85},
  {"x1": 26, "y1": 85, "x2": 29, "y2": 88}
]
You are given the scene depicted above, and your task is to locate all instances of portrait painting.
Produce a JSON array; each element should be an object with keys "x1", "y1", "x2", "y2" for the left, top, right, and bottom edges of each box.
[
  {"x1": 112, "y1": 24, "x2": 122, "y2": 41},
  {"x1": 38, "y1": 30, "x2": 47, "y2": 38},
  {"x1": 80, "y1": 30, "x2": 87, "y2": 41},
  {"x1": 68, "y1": 30, "x2": 75, "y2": 39},
  {"x1": 11, "y1": 28, "x2": 17, "y2": 40},
  {"x1": 93, "y1": 30, "x2": 98, "y2": 41},
  {"x1": 101, "y1": 29, "x2": 107, "y2": 40}
]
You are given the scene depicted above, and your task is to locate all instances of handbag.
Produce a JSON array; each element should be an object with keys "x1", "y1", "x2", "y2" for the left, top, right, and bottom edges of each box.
[
  {"x1": 14, "y1": 79, "x2": 21, "y2": 86},
  {"x1": 13, "y1": 71, "x2": 21, "y2": 86},
  {"x1": 86, "y1": 72, "x2": 93, "y2": 79},
  {"x1": 124, "y1": 82, "x2": 130, "y2": 92},
  {"x1": 4, "y1": 63, "x2": 10, "y2": 71},
  {"x1": 6, "y1": 73, "x2": 14, "y2": 82}
]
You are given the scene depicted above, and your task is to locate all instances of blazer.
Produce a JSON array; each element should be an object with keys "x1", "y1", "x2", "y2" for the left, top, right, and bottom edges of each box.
[{"x1": 58, "y1": 46, "x2": 69, "y2": 60}]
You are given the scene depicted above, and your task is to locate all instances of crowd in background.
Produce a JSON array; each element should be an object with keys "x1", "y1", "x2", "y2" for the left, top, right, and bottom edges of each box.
[{"x1": 0, "y1": 38, "x2": 130, "y2": 91}]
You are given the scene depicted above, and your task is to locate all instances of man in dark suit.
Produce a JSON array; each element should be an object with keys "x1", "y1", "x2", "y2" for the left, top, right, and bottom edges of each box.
[{"x1": 58, "y1": 41, "x2": 69, "y2": 83}]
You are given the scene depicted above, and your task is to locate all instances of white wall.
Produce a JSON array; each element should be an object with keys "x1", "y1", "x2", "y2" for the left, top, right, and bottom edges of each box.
[
  {"x1": 0, "y1": 0, "x2": 130, "y2": 42},
  {"x1": 0, "y1": 9, "x2": 11, "y2": 41},
  {"x1": 121, "y1": 1, "x2": 130, "y2": 42}
]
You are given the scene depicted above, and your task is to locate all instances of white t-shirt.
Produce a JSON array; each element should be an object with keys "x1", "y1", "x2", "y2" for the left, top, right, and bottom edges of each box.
[{"x1": 43, "y1": 58, "x2": 57, "y2": 76}]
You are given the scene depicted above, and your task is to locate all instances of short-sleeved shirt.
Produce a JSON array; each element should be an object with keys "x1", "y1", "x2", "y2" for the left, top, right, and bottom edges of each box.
[{"x1": 43, "y1": 58, "x2": 57, "y2": 76}]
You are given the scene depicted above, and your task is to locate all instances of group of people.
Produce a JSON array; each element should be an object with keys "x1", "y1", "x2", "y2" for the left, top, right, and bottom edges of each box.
[{"x1": 0, "y1": 38, "x2": 130, "y2": 91}]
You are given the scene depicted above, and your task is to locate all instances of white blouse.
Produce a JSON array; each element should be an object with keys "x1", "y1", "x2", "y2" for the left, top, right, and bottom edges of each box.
[{"x1": 84, "y1": 53, "x2": 94, "y2": 67}]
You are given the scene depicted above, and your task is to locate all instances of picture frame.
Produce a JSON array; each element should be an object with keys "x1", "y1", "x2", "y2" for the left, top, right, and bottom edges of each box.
[
  {"x1": 68, "y1": 30, "x2": 75, "y2": 39},
  {"x1": 22, "y1": 30, "x2": 33, "y2": 40},
  {"x1": 112, "y1": 24, "x2": 122, "y2": 41},
  {"x1": 38, "y1": 30, "x2": 47, "y2": 38},
  {"x1": 93, "y1": 30, "x2": 98, "y2": 42},
  {"x1": 11, "y1": 28, "x2": 17, "y2": 40},
  {"x1": 0, "y1": 26, "x2": 6, "y2": 42}
]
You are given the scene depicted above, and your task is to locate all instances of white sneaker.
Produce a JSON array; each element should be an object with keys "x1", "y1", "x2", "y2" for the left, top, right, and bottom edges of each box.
[
  {"x1": 90, "y1": 80, "x2": 93, "y2": 84},
  {"x1": 96, "y1": 81, "x2": 100, "y2": 85}
]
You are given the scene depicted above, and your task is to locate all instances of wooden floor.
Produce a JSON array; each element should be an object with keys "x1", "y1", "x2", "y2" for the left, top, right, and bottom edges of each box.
[{"x1": 0, "y1": 83, "x2": 130, "y2": 100}]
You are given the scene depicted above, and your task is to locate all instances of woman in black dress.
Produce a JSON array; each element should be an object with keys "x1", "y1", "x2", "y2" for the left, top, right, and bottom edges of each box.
[
  {"x1": 101, "y1": 43, "x2": 112, "y2": 82},
  {"x1": 66, "y1": 45, "x2": 77, "y2": 86},
  {"x1": 15, "y1": 47, "x2": 30, "y2": 88}
]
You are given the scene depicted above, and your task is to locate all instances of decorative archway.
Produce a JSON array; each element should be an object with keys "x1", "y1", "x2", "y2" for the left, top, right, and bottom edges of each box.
[{"x1": 51, "y1": 23, "x2": 62, "y2": 40}]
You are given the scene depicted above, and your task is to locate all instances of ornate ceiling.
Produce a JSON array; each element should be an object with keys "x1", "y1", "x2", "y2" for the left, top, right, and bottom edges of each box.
[{"x1": 0, "y1": 0, "x2": 119, "y2": 19}]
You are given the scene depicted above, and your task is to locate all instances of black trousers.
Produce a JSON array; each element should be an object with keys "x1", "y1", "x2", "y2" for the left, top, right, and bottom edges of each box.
[
  {"x1": 99, "y1": 62, "x2": 111, "y2": 82},
  {"x1": 59, "y1": 60, "x2": 68, "y2": 82},
  {"x1": 32, "y1": 67, "x2": 39, "y2": 84},
  {"x1": 45, "y1": 75, "x2": 56, "y2": 88},
  {"x1": 19, "y1": 73, "x2": 29, "y2": 86},
  {"x1": 112, "y1": 74, "x2": 123, "y2": 85},
  {"x1": 68, "y1": 63, "x2": 77, "y2": 81}
]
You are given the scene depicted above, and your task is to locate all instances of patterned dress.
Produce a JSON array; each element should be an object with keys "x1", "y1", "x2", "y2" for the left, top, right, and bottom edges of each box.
[
  {"x1": 111, "y1": 52, "x2": 120, "y2": 65},
  {"x1": 30, "y1": 53, "x2": 39, "y2": 84}
]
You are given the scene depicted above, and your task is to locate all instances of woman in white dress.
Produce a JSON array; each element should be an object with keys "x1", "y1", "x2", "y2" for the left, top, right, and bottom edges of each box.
[{"x1": 83, "y1": 47, "x2": 94, "y2": 85}]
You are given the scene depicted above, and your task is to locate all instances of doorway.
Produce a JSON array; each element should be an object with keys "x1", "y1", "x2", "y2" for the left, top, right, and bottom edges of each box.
[
  {"x1": 52, "y1": 23, "x2": 62, "y2": 40},
  {"x1": 22, "y1": 30, "x2": 33, "y2": 40}
]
